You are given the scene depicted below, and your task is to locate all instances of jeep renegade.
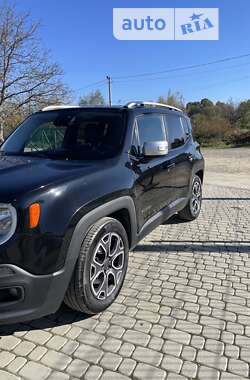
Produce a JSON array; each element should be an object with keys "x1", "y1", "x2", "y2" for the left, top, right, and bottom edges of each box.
[{"x1": 0, "y1": 101, "x2": 204, "y2": 323}]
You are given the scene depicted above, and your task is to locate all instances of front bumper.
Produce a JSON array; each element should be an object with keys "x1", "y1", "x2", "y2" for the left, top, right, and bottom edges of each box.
[{"x1": 0, "y1": 264, "x2": 68, "y2": 325}]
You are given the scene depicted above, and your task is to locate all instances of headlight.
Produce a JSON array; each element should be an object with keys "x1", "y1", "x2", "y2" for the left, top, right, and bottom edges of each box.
[{"x1": 0, "y1": 204, "x2": 17, "y2": 244}]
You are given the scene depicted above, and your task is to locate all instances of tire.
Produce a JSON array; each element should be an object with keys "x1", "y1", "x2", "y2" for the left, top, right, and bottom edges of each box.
[
  {"x1": 64, "y1": 217, "x2": 129, "y2": 314},
  {"x1": 178, "y1": 175, "x2": 202, "y2": 221}
]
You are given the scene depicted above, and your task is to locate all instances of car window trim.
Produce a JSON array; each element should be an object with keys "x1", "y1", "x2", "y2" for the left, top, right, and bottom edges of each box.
[
  {"x1": 180, "y1": 116, "x2": 191, "y2": 139},
  {"x1": 129, "y1": 120, "x2": 140, "y2": 157}
]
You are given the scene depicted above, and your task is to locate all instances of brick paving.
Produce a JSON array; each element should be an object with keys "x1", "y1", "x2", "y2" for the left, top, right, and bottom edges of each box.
[{"x1": 0, "y1": 183, "x2": 250, "y2": 379}]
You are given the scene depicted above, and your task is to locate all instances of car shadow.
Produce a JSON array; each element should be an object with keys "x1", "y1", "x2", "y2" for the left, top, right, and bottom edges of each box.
[
  {"x1": 203, "y1": 197, "x2": 250, "y2": 201},
  {"x1": 0, "y1": 304, "x2": 91, "y2": 336},
  {"x1": 162, "y1": 215, "x2": 188, "y2": 225},
  {"x1": 134, "y1": 241, "x2": 250, "y2": 254}
]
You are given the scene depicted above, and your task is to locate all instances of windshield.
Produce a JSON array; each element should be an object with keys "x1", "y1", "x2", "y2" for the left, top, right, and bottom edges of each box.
[{"x1": 1, "y1": 109, "x2": 126, "y2": 160}]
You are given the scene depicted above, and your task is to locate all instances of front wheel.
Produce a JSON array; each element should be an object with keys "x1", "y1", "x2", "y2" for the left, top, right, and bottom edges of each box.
[
  {"x1": 64, "y1": 217, "x2": 129, "y2": 314},
  {"x1": 178, "y1": 175, "x2": 202, "y2": 221}
]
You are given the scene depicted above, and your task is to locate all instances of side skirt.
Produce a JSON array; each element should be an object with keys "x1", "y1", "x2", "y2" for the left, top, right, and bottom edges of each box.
[{"x1": 135, "y1": 197, "x2": 188, "y2": 245}]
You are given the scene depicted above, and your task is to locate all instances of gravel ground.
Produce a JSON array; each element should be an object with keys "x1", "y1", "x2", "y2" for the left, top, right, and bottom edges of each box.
[{"x1": 203, "y1": 147, "x2": 250, "y2": 189}]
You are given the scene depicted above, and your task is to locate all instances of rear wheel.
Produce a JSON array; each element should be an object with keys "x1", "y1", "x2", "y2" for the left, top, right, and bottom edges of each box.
[
  {"x1": 178, "y1": 175, "x2": 202, "y2": 221},
  {"x1": 64, "y1": 217, "x2": 129, "y2": 314}
]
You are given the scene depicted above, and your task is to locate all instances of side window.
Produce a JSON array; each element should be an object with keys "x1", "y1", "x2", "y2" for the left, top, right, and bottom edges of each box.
[
  {"x1": 137, "y1": 115, "x2": 165, "y2": 152},
  {"x1": 165, "y1": 115, "x2": 186, "y2": 149}
]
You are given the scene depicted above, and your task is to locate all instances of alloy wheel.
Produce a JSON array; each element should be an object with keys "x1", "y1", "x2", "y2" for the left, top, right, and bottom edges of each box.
[
  {"x1": 90, "y1": 232, "x2": 125, "y2": 300},
  {"x1": 191, "y1": 179, "x2": 202, "y2": 216}
]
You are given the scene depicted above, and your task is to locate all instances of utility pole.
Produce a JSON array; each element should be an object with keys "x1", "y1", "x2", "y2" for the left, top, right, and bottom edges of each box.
[{"x1": 106, "y1": 76, "x2": 112, "y2": 106}]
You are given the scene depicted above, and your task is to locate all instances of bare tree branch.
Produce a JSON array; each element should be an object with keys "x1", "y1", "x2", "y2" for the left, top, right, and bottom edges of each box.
[{"x1": 0, "y1": 1, "x2": 71, "y2": 131}]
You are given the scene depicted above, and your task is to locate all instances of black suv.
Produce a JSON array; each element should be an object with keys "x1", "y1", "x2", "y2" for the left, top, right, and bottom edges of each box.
[{"x1": 0, "y1": 101, "x2": 204, "y2": 323}]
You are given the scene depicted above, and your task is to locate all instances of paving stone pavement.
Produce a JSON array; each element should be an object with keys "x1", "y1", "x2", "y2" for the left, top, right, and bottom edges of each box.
[{"x1": 0, "y1": 183, "x2": 250, "y2": 380}]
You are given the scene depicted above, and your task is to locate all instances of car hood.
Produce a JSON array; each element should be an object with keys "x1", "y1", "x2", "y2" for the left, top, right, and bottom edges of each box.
[{"x1": 0, "y1": 155, "x2": 102, "y2": 202}]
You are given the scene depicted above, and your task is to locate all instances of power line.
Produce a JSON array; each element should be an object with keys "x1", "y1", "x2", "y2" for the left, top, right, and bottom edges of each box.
[
  {"x1": 75, "y1": 79, "x2": 107, "y2": 93},
  {"x1": 112, "y1": 61, "x2": 250, "y2": 85},
  {"x1": 194, "y1": 74, "x2": 250, "y2": 90},
  {"x1": 114, "y1": 74, "x2": 250, "y2": 103},
  {"x1": 73, "y1": 53, "x2": 250, "y2": 100},
  {"x1": 112, "y1": 53, "x2": 250, "y2": 80}
]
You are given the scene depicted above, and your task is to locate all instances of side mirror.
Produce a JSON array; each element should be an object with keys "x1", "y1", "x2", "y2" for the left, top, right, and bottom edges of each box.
[{"x1": 143, "y1": 141, "x2": 169, "y2": 157}]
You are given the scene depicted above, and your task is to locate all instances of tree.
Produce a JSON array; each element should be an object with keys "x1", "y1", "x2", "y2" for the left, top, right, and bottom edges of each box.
[
  {"x1": 79, "y1": 90, "x2": 105, "y2": 106},
  {"x1": 235, "y1": 100, "x2": 250, "y2": 129},
  {"x1": 158, "y1": 90, "x2": 185, "y2": 110},
  {"x1": 187, "y1": 98, "x2": 216, "y2": 118},
  {"x1": 0, "y1": 1, "x2": 70, "y2": 137},
  {"x1": 191, "y1": 113, "x2": 231, "y2": 145},
  {"x1": 235, "y1": 110, "x2": 250, "y2": 130},
  {"x1": 215, "y1": 100, "x2": 236, "y2": 125},
  {"x1": 200, "y1": 98, "x2": 213, "y2": 108},
  {"x1": 186, "y1": 101, "x2": 202, "y2": 117}
]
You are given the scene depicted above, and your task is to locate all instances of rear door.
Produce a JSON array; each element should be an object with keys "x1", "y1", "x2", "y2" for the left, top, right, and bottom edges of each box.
[{"x1": 164, "y1": 114, "x2": 193, "y2": 200}]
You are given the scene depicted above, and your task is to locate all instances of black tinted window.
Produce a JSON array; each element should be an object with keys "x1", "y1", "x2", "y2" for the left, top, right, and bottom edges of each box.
[
  {"x1": 2, "y1": 110, "x2": 125, "y2": 160},
  {"x1": 165, "y1": 115, "x2": 185, "y2": 149},
  {"x1": 137, "y1": 115, "x2": 165, "y2": 149}
]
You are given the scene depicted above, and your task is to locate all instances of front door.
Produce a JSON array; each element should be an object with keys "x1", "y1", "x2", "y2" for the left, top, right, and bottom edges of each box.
[{"x1": 130, "y1": 114, "x2": 176, "y2": 230}]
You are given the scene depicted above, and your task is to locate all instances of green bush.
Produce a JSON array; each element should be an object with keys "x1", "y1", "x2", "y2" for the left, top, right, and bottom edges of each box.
[
  {"x1": 225, "y1": 129, "x2": 250, "y2": 146},
  {"x1": 191, "y1": 114, "x2": 231, "y2": 146}
]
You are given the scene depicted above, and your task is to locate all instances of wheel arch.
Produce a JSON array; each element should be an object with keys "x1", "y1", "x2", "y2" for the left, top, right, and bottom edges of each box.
[
  {"x1": 107, "y1": 208, "x2": 132, "y2": 248},
  {"x1": 68, "y1": 196, "x2": 137, "y2": 261},
  {"x1": 57, "y1": 196, "x2": 137, "y2": 304},
  {"x1": 195, "y1": 169, "x2": 204, "y2": 184}
]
